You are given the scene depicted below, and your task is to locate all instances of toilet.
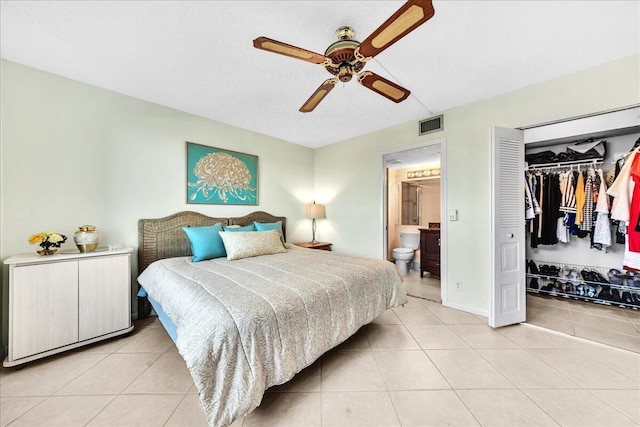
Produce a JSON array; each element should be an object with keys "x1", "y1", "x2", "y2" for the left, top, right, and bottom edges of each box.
[{"x1": 392, "y1": 231, "x2": 420, "y2": 276}]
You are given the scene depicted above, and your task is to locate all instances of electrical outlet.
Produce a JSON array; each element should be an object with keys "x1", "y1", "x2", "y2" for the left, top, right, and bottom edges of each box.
[{"x1": 455, "y1": 281, "x2": 463, "y2": 291}]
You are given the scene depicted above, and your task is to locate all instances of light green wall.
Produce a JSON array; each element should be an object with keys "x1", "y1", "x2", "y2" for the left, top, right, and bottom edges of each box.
[
  {"x1": 315, "y1": 54, "x2": 640, "y2": 313},
  {"x1": 0, "y1": 60, "x2": 315, "y2": 347},
  {"x1": 1, "y1": 55, "x2": 638, "y2": 352}
]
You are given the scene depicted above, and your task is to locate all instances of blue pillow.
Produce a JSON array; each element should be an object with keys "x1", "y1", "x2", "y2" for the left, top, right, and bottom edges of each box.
[
  {"x1": 254, "y1": 221, "x2": 285, "y2": 246},
  {"x1": 223, "y1": 224, "x2": 255, "y2": 232},
  {"x1": 182, "y1": 223, "x2": 226, "y2": 262}
]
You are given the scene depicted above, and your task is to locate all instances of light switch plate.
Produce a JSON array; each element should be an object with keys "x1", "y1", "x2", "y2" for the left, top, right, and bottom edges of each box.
[{"x1": 448, "y1": 209, "x2": 458, "y2": 221}]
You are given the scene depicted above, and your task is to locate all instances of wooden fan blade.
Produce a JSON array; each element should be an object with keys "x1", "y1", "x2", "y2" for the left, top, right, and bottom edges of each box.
[
  {"x1": 253, "y1": 36, "x2": 327, "y2": 64},
  {"x1": 358, "y1": 72, "x2": 410, "y2": 103},
  {"x1": 358, "y1": 0, "x2": 435, "y2": 59},
  {"x1": 299, "y1": 80, "x2": 336, "y2": 113}
]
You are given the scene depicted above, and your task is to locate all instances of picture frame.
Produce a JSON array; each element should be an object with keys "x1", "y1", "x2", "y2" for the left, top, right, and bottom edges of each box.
[{"x1": 186, "y1": 142, "x2": 259, "y2": 205}]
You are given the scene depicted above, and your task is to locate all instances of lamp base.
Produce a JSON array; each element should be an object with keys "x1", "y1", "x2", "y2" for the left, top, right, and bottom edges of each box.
[{"x1": 310, "y1": 218, "x2": 319, "y2": 245}]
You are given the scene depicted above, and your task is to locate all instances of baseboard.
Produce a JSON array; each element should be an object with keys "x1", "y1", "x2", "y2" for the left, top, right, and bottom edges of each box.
[{"x1": 442, "y1": 300, "x2": 489, "y2": 318}]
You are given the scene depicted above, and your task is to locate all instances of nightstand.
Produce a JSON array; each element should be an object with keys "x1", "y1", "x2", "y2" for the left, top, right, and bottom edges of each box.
[{"x1": 294, "y1": 242, "x2": 332, "y2": 251}]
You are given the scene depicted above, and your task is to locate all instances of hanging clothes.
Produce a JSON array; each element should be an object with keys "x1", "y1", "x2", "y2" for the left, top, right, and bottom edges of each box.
[
  {"x1": 593, "y1": 169, "x2": 611, "y2": 250},
  {"x1": 559, "y1": 170, "x2": 576, "y2": 213},
  {"x1": 607, "y1": 146, "x2": 640, "y2": 221},
  {"x1": 539, "y1": 173, "x2": 561, "y2": 245},
  {"x1": 580, "y1": 168, "x2": 595, "y2": 232},
  {"x1": 575, "y1": 172, "x2": 586, "y2": 225},
  {"x1": 608, "y1": 147, "x2": 640, "y2": 270}
]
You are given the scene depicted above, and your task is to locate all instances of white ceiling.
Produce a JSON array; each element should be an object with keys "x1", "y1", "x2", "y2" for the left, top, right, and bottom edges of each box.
[{"x1": 1, "y1": 1, "x2": 638, "y2": 149}]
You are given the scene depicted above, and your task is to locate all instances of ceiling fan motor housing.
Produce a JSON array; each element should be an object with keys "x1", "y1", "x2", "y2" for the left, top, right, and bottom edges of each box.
[{"x1": 324, "y1": 27, "x2": 364, "y2": 81}]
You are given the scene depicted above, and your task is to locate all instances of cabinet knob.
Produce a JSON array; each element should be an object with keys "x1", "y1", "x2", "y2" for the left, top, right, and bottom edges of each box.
[{"x1": 507, "y1": 233, "x2": 514, "y2": 238}]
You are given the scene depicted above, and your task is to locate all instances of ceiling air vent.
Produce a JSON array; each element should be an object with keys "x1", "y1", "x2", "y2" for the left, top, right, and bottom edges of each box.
[{"x1": 419, "y1": 114, "x2": 443, "y2": 136}]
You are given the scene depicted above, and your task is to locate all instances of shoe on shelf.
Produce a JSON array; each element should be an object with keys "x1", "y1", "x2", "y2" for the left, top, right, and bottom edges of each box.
[
  {"x1": 609, "y1": 288, "x2": 621, "y2": 302},
  {"x1": 628, "y1": 272, "x2": 640, "y2": 288},
  {"x1": 608, "y1": 269, "x2": 625, "y2": 285},
  {"x1": 528, "y1": 260, "x2": 540, "y2": 275},
  {"x1": 580, "y1": 270, "x2": 594, "y2": 283},
  {"x1": 591, "y1": 271, "x2": 610, "y2": 284}
]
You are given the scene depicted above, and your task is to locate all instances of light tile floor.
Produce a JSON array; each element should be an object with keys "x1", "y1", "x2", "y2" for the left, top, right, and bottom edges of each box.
[
  {"x1": 401, "y1": 269, "x2": 442, "y2": 303},
  {"x1": 2, "y1": 294, "x2": 639, "y2": 426},
  {"x1": 526, "y1": 292, "x2": 640, "y2": 353}
]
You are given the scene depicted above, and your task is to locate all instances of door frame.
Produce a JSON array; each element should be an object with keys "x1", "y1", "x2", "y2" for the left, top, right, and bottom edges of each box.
[{"x1": 380, "y1": 138, "x2": 448, "y2": 304}]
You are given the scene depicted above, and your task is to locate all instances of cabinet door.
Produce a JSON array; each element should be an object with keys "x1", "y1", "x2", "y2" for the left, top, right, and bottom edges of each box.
[
  {"x1": 11, "y1": 262, "x2": 79, "y2": 360},
  {"x1": 423, "y1": 231, "x2": 440, "y2": 260},
  {"x1": 78, "y1": 254, "x2": 131, "y2": 341}
]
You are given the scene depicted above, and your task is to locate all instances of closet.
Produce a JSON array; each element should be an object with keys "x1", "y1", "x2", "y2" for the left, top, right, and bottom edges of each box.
[{"x1": 524, "y1": 106, "x2": 640, "y2": 311}]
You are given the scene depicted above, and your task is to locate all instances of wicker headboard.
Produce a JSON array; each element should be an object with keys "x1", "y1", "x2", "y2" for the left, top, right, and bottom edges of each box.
[{"x1": 137, "y1": 210, "x2": 287, "y2": 273}]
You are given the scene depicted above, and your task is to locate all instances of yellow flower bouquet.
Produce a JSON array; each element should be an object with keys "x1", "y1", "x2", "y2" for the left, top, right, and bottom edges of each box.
[{"x1": 28, "y1": 231, "x2": 67, "y2": 255}]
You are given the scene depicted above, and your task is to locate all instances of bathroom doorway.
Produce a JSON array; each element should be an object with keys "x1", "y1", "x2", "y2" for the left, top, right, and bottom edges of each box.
[{"x1": 382, "y1": 139, "x2": 446, "y2": 303}]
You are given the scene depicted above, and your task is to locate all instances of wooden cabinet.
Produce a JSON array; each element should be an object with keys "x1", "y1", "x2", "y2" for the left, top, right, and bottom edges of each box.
[
  {"x1": 294, "y1": 242, "x2": 332, "y2": 251},
  {"x1": 420, "y1": 228, "x2": 440, "y2": 277},
  {"x1": 4, "y1": 248, "x2": 134, "y2": 367}
]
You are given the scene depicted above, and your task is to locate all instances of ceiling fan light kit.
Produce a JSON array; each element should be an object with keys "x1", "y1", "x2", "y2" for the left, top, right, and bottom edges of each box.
[{"x1": 253, "y1": 0, "x2": 435, "y2": 113}]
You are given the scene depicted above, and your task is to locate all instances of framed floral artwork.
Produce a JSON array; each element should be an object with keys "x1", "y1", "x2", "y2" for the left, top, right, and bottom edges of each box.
[{"x1": 186, "y1": 142, "x2": 258, "y2": 205}]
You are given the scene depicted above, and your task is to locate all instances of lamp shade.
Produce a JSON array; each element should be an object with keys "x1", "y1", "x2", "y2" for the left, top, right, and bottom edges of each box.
[{"x1": 305, "y1": 203, "x2": 325, "y2": 219}]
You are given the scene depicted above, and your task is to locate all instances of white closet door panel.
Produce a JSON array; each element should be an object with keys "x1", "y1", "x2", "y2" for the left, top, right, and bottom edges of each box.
[
  {"x1": 490, "y1": 126, "x2": 526, "y2": 328},
  {"x1": 78, "y1": 254, "x2": 131, "y2": 341},
  {"x1": 11, "y1": 262, "x2": 79, "y2": 359}
]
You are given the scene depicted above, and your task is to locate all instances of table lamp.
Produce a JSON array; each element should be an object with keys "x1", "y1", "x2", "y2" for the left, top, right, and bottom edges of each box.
[{"x1": 305, "y1": 203, "x2": 325, "y2": 243}]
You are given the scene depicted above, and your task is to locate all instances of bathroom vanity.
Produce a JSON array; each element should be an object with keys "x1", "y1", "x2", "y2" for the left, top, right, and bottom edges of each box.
[{"x1": 419, "y1": 228, "x2": 440, "y2": 277}]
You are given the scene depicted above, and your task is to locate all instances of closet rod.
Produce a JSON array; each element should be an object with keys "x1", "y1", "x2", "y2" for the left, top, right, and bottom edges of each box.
[{"x1": 526, "y1": 158, "x2": 603, "y2": 171}]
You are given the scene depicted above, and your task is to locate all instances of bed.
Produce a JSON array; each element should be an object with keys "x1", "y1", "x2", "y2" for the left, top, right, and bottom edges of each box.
[{"x1": 136, "y1": 211, "x2": 407, "y2": 427}]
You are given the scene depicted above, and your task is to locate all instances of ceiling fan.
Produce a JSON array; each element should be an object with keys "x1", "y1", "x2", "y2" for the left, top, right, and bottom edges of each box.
[{"x1": 253, "y1": 0, "x2": 435, "y2": 113}]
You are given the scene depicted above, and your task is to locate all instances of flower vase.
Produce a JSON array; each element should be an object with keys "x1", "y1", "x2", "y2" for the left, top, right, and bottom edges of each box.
[
  {"x1": 37, "y1": 249, "x2": 57, "y2": 256},
  {"x1": 74, "y1": 225, "x2": 100, "y2": 252}
]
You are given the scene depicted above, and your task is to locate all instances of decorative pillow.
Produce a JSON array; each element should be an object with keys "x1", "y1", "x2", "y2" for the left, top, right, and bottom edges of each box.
[
  {"x1": 219, "y1": 229, "x2": 287, "y2": 260},
  {"x1": 254, "y1": 221, "x2": 285, "y2": 246},
  {"x1": 223, "y1": 224, "x2": 255, "y2": 232},
  {"x1": 182, "y1": 223, "x2": 226, "y2": 262}
]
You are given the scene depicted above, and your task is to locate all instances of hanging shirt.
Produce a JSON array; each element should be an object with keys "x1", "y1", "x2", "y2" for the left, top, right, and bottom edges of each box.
[
  {"x1": 559, "y1": 171, "x2": 576, "y2": 213},
  {"x1": 627, "y1": 153, "x2": 640, "y2": 252},
  {"x1": 607, "y1": 147, "x2": 640, "y2": 221},
  {"x1": 575, "y1": 172, "x2": 586, "y2": 225},
  {"x1": 580, "y1": 170, "x2": 595, "y2": 231}
]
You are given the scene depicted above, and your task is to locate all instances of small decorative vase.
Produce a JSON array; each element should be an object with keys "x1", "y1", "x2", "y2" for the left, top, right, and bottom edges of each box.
[
  {"x1": 74, "y1": 225, "x2": 100, "y2": 252},
  {"x1": 37, "y1": 249, "x2": 57, "y2": 256}
]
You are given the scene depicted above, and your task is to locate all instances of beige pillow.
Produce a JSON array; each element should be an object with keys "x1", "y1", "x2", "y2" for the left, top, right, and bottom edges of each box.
[{"x1": 219, "y1": 230, "x2": 287, "y2": 260}]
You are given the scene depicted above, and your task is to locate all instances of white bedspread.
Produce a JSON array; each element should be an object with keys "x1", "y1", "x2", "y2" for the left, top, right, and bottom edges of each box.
[{"x1": 137, "y1": 244, "x2": 407, "y2": 427}]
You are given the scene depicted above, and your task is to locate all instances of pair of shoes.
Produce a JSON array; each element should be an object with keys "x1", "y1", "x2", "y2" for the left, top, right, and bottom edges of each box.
[
  {"x1": 621, "y1": 291, "x2": 634, "y2": 304},
  {"x1": 609, "y1": 288, "x2": 621, "y2": 302},
  {"x1": 540, "y1": 264, "x2": 560, "y2": 278},
  {"x1": 626, "y1": 271, "x2": 640, "y2": 288},
  {"x1": 540, "y1": 282, "x2": 554, "y2": 292},
  {"x1": 528, "y1": 260, "x2": 540, "y2": 275},
  {"x1": 581, "y1": 270, "x2": 610, "y2": 284},
  {"x1": 608, "y1": 269, "x2": 625, "y2": 285}
]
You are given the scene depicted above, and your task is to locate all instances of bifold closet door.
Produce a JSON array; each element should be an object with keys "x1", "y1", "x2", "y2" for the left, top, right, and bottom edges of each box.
[{"x1": 490, "y1": 126, "x2": 525, "y2": 328}]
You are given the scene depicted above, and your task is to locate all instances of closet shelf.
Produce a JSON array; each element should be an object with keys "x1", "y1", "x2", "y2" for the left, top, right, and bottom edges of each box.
[
  {"x1": 525, "y1": 273, "x2": 640, "y2": 292},
  {"x1": 527, "y1": 260, "x2": 640, "y2": 310},
  {"x1": 525, "y1": 157, "x2": 603, "y2": 170},
  {"x1": 527, "y1": 286, "x2": 640, "y2": 309}
]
